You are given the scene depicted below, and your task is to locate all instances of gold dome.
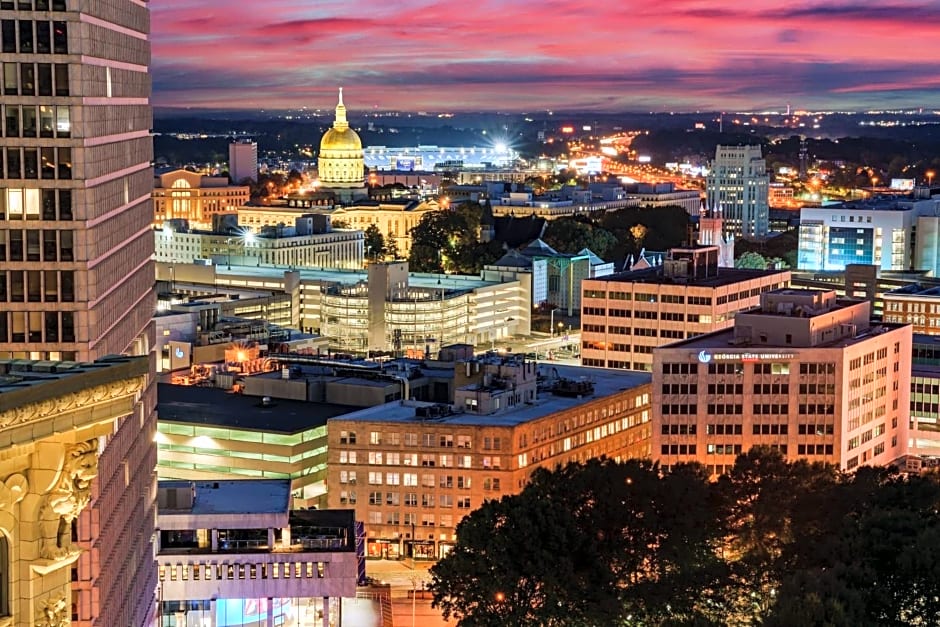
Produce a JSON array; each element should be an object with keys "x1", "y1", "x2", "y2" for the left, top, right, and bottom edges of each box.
[
  {"x1": 320, "y1": 87, "x2": 362, "y2": 152},
  {"x1": 320, "y1": 126, "x2": 362, "y2": 152}
]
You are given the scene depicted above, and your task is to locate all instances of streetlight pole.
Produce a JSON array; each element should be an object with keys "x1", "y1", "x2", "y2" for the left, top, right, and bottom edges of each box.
[{"x1": 550, "y1": 308, "x2": 556, "y2": 337}]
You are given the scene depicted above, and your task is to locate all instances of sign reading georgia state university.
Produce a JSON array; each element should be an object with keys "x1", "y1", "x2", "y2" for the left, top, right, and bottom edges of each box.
[{"x1": 697, "y1": 350, "x2": 796, "y2": 363}]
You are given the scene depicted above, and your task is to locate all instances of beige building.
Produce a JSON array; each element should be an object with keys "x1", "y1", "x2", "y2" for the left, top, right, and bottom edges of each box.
[
  {"x1": 0, "y1": 357, "x2": 147, "y2": 625},
  {"x1": 653, "y1": 289, "x2": 912, "y2": 476},
  {"x1": 155, "y1": 222, "x2": 365, "y2": 270},
  {"x1": 581, "y1": 246, "x2": 791, "y2": 371},
  {"x1": 153, "y1": 169, "x2": 250, "y2": 230},
  {"x1": 883, "y1": 285, "x2": 940, "y2": 335},
  {"x1": 326, "y1": 359, "x2": 653, "y2": 560}
]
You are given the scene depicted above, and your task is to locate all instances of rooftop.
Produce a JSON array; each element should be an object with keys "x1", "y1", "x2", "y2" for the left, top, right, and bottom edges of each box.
[
  {"x1": 158, "y1": 479, "x2": 291, "y2": 516},
  {"x1": 0, "y1": 356, "x2": 149, "y2": 411},
  {"x1": 216, "y1": 263, "x2": 500, "y2": 291},
  {"x1": 590, "y1": 266, "x2": 787, "y2": 288},
  {"x1": 157, "y1": 383, "x2": 354, "y2": 433},
  {"x1": 330, "y1": 363, "x2": 652, "y2": 427},
  {"x1": 660, "y1": 321, "x2": 907, "y2": 352},
  {"x1": 886, "y1": 284, "x2": 940, "y2": 298}
]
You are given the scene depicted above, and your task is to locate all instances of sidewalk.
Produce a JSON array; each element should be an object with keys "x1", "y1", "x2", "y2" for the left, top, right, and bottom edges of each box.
[{"x1": 366, "y1": 559, "x2": 457, "y2": 626}]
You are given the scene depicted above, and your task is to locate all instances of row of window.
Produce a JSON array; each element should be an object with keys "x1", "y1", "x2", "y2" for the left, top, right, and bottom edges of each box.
[
  {"x1": 366, "y1": 486, "x2": 497, "y2": 508},
  {"x1": 1, "y1": 19, "x2": 67, "y2": 55},
  {"x1": 584, "y1": 290, "x2": 716, "y2": 306},
  {"x1": 338, "y1": 491, "x2": 471, "y2": 509},
  {"x1": 0, "y1": 269, "x2": 73, "y2": 302},
  {"x1": 0, "y1": 229, "x2": 74, "y2": 262},
  {"x1": 2, "y1": 61, "x2": 69, "y2": 97},
  {"x1": 0, "y1": 0, "x2": 68, "y2": 10},
  {"x1": 339, "y1": 431, "x2": 500, "y2": 450},
  {"x1": 159, "y1": 561, "x2": 325, "y2": 583},
  {"x1": 0, "y1": 188, "x2": 72, "y2": 221},
  {"x1": 0, "y1": 310, "x2": 75, "y2": 343},
  {"x1": 0, "y1": 146, "x2": 72, "y2": 180},
  {"x1": 4, "y1": 104, "x2": 70, "y2": 138}
]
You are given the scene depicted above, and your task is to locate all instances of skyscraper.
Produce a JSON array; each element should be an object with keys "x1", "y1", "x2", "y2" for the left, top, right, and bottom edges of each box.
[
  {"x1": 228, "y1": 138, "x2": 258, "y2": 184},
  {"x1": 0, "y1": 1, "x2": 156, "y2": 624},
  {"x1": 705, "y1": 145, "x2": 770, "y2": 238}
]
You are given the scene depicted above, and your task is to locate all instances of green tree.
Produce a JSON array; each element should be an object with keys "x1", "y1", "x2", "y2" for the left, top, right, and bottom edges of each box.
[
  {"x1": 430, "y1": 459, "x2": 723, "y2": 626},
  {"x1": 363, "y1": 224, "x2": 386, "y2": 261},
  {"x1": 408, "y1": 202, "x2": 493, "y2": 273},
  {"x1": 542, "y1": 217, "x2": 618, "y2": 258},
  {"x1": 734, "y1": 251, "x2": 772, "y2": 269}
]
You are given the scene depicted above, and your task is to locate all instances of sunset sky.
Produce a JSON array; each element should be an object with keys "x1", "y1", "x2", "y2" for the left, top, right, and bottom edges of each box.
[{"x1": 151, "y1": 0, "x2": 940, "y2": 112}]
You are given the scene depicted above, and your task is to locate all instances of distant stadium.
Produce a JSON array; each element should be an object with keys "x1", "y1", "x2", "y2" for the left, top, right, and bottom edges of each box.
[{"x1": 363, "y1": 145, "x2": 519, "y2": 171}]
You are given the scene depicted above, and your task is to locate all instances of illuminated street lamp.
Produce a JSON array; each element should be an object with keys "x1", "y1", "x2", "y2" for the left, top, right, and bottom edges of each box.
[{"x1": 928, "y1": 170, "x2": 936, "y2": 187}]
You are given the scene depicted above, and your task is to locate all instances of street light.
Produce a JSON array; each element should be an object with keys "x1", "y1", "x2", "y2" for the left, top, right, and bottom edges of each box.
[
  {"x1": 928, "y1": 170, "x2": 936, "y2": 187},
  {"x1": 550, "y1": 308, "x2": 557, "y2": 336}
]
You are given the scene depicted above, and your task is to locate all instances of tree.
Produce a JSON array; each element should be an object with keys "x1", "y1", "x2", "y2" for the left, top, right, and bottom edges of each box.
[
  {"x1": 734, "y1": 251, "x2": 772, "y2": 269},
  {"x1": 363, "y1": 224, "x2": 386, "y2": 261},
  {"x1": 430, "y1": 459, "x2": 724, "y2": 626},
  {"x1": 542, "y1": 217, "x2": 618, "y2": 258},
  {"x1": 408, "y1": 202, "x2": 497, "y2": 273}
]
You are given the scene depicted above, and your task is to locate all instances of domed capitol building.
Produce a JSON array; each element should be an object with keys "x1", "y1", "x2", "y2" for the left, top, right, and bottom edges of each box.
[{"x1": 318, "y1": 88, "x2": 368, "y2": 202}]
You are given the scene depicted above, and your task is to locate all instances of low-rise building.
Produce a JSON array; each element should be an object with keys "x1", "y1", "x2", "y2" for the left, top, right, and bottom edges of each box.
[
  {"x1": 326, "y1": 357, "x2": 652, "y2": 560},
  {"x1": 153, "y1": 169, "x2": 251, "y2": 230},
  {"x1": 156, "y1": 216, "x2": 364, "y2": 270},
  {"x1": 653, "y1": 289, "x2": 912, "y2": 475},
  {"x1": 156, "y1": 479, "x2": 359, "y2": 626},
  {"x1": 883, "y1": 284, "x2": 940, "y2": 334},
  {"x1": 155, "y1": 261, "x2": 532, "y2": 353},
  {"x1": 581, "y1": 246, "x2": 791, "y2": 371}
]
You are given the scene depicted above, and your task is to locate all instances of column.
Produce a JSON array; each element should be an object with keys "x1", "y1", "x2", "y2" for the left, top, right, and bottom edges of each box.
[
  {"x1": 211, "y1": 529, "x2": 219, "y2": 552},
  {"x1": 267, "y1": 597, "x2": 274, "y2": 627},
  {"x1": 322, "y1": 597, "x2": 330, "y2": 627},
  {"x1": 268, "y1": 527, "x2": 275, "y2": 549}
]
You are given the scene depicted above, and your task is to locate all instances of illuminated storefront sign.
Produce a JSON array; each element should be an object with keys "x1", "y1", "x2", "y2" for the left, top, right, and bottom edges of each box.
[{"x1": 698, "y1": 350, "x2": 796, "y2": 363}]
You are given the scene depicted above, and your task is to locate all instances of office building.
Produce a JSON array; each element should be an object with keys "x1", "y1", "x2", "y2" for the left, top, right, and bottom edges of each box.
[
  {"x1": 883, "y1": 284, "x2": 940, "y2": 335},
  {"x1": 910, "y1": 334, "x2": 940, "y2": 458},
  {"x1": 705, "y1": 145, "x2": 770, "y2": 238},
  {"x1": 653, "y1": 289, "x2": 912, "y2": 475},
  {"x1": 156, "y1": 479, "x2": 359, "y2": 626},
  {"x1": 326, "y1": 358, "x2": 652, "y2": 559},
  {"x1": 152, "y1": 169, "x2": 250, "y2": 230},
  {"x1": 581, "y1": 246, "x2": 790, "y2": 371},
  {"x1": 155, "y1": 261, "x2": 532, "y2": 354},
  {"x1": 0, "y1": 2, "x2": 157, "y2": 625},
  {"x1": 797, "y1": 197, "x2": 940, "y2": 272},
  {"x1": 229, "y1": 139, "x2": 258, "y2": 184}
]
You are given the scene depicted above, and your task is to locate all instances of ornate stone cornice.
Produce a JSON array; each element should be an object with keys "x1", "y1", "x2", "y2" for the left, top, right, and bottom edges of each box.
[{"x1": 0, "y1": 375, "x2": 146, "y2": 434}]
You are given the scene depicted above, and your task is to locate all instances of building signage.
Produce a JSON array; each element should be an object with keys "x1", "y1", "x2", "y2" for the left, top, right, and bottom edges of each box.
[{"x1": 698, "y1": 350, "x2": 796, "y2": 363}]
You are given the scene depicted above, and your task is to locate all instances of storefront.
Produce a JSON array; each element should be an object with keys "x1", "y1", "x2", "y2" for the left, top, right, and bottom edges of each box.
[
  {"x1": 407, "y1": 540, "x2": 436, "y2": 560},
  {"x1": 366, "y1": 538, "x2": 400, "y2": 560}
]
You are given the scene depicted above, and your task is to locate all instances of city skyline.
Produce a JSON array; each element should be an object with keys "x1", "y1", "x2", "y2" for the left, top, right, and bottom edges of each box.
[{"x1": 152, "y1": 0, "x2": 940, "y2": 112}]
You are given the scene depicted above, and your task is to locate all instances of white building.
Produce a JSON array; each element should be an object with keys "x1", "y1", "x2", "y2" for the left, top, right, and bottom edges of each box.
[
  {"x1": 798, "y1": 197, "x2": 940, "y2": 272},
  {"x1": 156, "y1": 218, "x2": 364, "y2": 270},
  {"x1": 706, "y1": 145, "x2": 769, "y2": 238},
  {"x1": 156, "y1": 479, "x2": 359, "y2": 626},
  {"x1": 229, "y1": 140, "x2": 259, "y2": 184}
]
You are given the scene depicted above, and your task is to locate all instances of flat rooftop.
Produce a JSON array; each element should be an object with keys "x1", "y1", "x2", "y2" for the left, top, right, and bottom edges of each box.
[
  {"x1": 887, "y1": 284, "x2": 940, "y2": 297},
  {"x1": 330, "y1": 364, "x2": 652, "y2": 427},
  {"x1": 660, "y1": 322, "x2": 907, "y2": 352},
  {"x1": 157, "y1": 383, "x2": 354, "y2": 433},
  {"x1": 217, "y1": 264, "x2": 499, "y2": 291},
  {"x1": 158, "y1": 479, "x2": 291, "y2": 516},
  {"x1": 591, "y1": 266, "x2": 788, "y2": 288},
  {"x1": 0, "y1": 356, "x2": 148, "y2": 410}
]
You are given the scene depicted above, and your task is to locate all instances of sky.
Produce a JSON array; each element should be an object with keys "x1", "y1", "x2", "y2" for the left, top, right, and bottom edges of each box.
[{"x1": 151, "y1": 0, "x2": 940, "y2": 113}]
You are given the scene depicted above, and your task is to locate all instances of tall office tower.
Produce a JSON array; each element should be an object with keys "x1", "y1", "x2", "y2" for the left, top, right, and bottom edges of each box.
[
  {"x1": 653, "y1": 289, "x2": 912, "y2": 476},
  {"x1": 705, "y1": 145, "x2": 770, "y2": 239},
  {"x1": 0, "y1": 1, "x2": 156, "y2": 625},
  {"x1": 228, "y1": 138, "x2": 258, "y2": 184}
]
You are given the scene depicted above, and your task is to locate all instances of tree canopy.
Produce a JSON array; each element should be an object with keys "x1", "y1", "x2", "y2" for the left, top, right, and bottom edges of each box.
[
  {"x1": 431, "y1": 448, "x2": 940, "y2": 627},
  {"x1": 408, "y1": 202, "x2": 503, "y2": 274}
]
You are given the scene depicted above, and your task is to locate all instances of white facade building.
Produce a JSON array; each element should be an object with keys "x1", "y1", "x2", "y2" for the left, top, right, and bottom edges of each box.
[{"x1": 229, "y1": 140, "x2": 259, "y2": 184}]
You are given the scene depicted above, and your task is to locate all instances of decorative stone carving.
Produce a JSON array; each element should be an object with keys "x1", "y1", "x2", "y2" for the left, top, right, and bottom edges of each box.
[
  {"x1": 0, "y1": 473, "x2": 28, "y2": 511},
  {"x1": 0, "y1": 375, "x2": 146, "y2": 431},
  {"x1": 39, "y1": 440, "x2": 99, "y2": 559},
  {"x1": 35, "y1": 594, "x2": 68, "y2": 627}
]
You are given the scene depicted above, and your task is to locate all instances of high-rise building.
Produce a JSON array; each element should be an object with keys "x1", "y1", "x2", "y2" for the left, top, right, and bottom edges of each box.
[
  {"x1": 0, "y1": 1, "x2": 156, "y2": 624},
  {"x1": 653, "y1": 289, "x2": 912, "y2": 476},
  {"x1": 705, "y1": 145, "x2": 769, "y2": 238},
  {"x1": 228, "y1": 139, "x2": 258, "y2": 185}
]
